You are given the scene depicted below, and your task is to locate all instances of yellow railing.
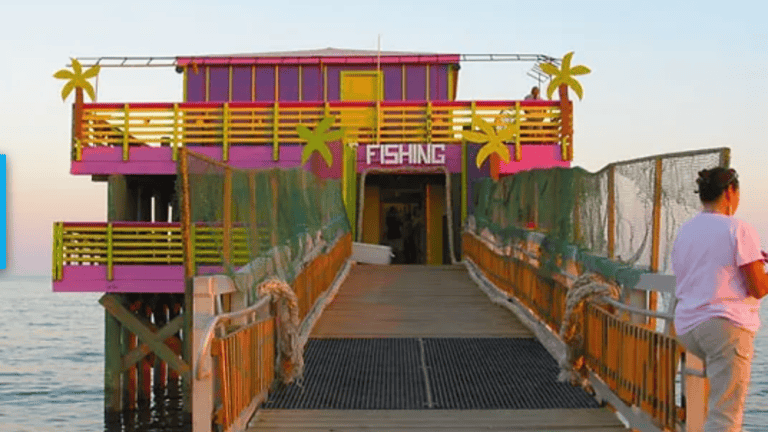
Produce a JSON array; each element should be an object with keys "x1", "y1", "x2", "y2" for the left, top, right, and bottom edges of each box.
[
  {"x1": 584, "y1": 303, "x2": 682, "y2": 429},
  {"x1": 76, "y1": 100, "x2": 565, "y2": 161},
  {"x1": 462, "y1": 232, "x2": 682, "y2": 431},
  {"x1": 52, "y1": 222, "x2": 264, "y2": 281},
  {"x1": 213, "y1": 318, "x2": 275, "y2": 429}
]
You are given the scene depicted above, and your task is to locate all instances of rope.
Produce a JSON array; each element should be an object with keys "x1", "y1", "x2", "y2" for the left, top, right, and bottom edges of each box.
[
  {"x1": 256, "y1": 278, "x2": 304, "y2": 385},
  {"x1": 557, "y1": 272, "x2": 619, "y2": 387}
]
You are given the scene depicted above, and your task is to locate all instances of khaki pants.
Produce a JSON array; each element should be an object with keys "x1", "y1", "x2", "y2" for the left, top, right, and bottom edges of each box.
[{"x1": 678, "y1": 318, "x2": 755, "y2": 432}]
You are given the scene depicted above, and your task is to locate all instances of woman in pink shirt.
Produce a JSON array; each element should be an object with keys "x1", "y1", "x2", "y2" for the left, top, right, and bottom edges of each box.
[{"x1": 672, "y1": 167, "x2": 768, "y2": 432}]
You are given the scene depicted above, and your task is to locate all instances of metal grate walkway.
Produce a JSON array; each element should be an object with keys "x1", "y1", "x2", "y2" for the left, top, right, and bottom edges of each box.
[{"x1": 263, "y1": 338, "x2": 599, "y2": 410}]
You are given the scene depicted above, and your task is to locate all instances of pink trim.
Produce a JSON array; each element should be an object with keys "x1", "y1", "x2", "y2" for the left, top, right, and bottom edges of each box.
[
  {"x1": 62, "y1": 221, "x2": 180, "y2": 228},
  {"x1": 497, "y1": 144, "x2": 571, "y2": 175},
  {"x1": 83, "y1": 100, "x2": 555, "y2": 111},
  {"x1": 72, "y1": 145, "x2": 306, "y2": 175},
  {"x1": 53, "y1": 265, "x2": 230, "y2": 293},
  {"x1": 176, "y1": 55, "x2": 461, "y2": 67}
]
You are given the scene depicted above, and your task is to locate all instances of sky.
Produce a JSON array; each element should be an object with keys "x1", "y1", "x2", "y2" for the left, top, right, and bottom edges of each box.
[{"x1": 0, "y1": 0, "x2": 766, "y2": 275}]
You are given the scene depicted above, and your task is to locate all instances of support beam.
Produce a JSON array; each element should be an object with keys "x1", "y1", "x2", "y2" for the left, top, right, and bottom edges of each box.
[{"x1": 100, "y1": 294, "x2": 191, "y2": 376}]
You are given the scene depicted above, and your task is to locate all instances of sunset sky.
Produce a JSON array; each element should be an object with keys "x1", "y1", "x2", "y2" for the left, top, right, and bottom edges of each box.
[{"x1": 0, "y1": 0, "x2": 766, "y2": 275}]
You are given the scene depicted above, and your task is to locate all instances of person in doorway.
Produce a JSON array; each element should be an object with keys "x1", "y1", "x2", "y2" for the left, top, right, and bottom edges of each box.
[
  {"x1": 672, "y1": 167, "x2": 768, "y2": 432},
  {"x1": 385, "y1": 206, "x2": 403, "y2": 263}
]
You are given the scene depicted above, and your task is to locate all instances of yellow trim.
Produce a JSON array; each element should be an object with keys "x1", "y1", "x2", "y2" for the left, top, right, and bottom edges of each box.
[
  {"x1": 323, "y1": 64, "x2": 327, "y2": 102},
  {"x1": 272, "y1": 102, "x2": 279, "y2": 161},
  {"x1": 228, "y1": 66, "x2": 233, "y2": 101},
  {"x1": 251, "y1": 65, "x2": 256, "y2": 101},
  {"x1": 107, "y1": 223, "x2": 113, "y2": 281},
  {"x1": 183, "y1": 66, "x2": 188, "y2": 102},
  {"x1": 122, "y1": 104, "x2": 130, "y2": 161},
  {"x1": 339, "y1": 71, "x2": 383, "y2": 101},
  {"x1": 401, "y1": 64, "x2": 406, "y2": 100},
  {"x1": 274, "y1": 65, "x2": 279, "y2": 101},
  {"x1": 514, "y1": 101, "x2": 521, "y2": 161},
  {"x1": 172, "y1": 103, "x2": 180, "y2": 161},
  {"x1": 205, "y1": 67, "x2": 210, "y2": 102},
  {"x1": 222, "y1": 103, "x2": 230, "y2": 161},
  {"x1": 447, "y1": 65, "x2": 454, "y2": 101}
]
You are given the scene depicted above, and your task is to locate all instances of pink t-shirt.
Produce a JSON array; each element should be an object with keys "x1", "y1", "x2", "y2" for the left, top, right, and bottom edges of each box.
[{"x1": 672, "y1": 213, "x2": 763, "y2": 334}]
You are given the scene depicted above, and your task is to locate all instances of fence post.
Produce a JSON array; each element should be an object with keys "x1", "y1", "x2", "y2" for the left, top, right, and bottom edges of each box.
[
  {"x1": 607, "y1": 164, "x2": 616, "y2": 259},
  {"x1": 649, "y1": 157, "x2": 663, "y2": 328}
]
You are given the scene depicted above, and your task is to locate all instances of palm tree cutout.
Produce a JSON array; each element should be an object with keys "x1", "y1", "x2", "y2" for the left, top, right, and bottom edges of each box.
[
  {"x1": 539, "y1": 52, "x2": 591, "y2": 100},
  {"x1": 53, "y1": 58, "x2": 101, "y2": 102},
  {"x1": 297, "y1": 116, "x2": 343, "y2": 167},
  {"x1": 462, "y1": 116, "x2": 517, "y2": 168}
]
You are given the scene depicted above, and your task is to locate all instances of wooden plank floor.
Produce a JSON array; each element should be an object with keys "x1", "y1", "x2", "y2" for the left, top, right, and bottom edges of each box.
[
  {"x1": 249, "y1": 264, "x2": 628, "y2": 432},
  {"x1": 311, "y1": 264, "x2": 533, "y2": 338}
]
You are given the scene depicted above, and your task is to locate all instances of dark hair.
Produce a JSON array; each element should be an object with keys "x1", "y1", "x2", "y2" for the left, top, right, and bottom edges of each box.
[{"x1": 696, "y1": 167, "x2": 738, "y2": 202}]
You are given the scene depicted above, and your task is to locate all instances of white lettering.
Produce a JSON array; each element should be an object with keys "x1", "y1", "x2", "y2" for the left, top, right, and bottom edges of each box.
[
  {"x1": 415, "y1": 146, "x2": 430, "y2": 164},
  {"x1": 366, "y1": 145, "x2": 380, "y2": 165},
  {"x1": 383, "y1": 144, "x2": 398, "y2": 164},
  {"x1": 433, "y1": 144, "x2": 445, "y2": 164},
  {"x1": 362, "y1": 144, "x2": 447, "y2": 166}
]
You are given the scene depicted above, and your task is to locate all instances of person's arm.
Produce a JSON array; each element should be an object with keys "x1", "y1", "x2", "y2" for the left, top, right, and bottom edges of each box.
[{"x1": 740, "y1": 259, "x2": 768, "y2": 299}]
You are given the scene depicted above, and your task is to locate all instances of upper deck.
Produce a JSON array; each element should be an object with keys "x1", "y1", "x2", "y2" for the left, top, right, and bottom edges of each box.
[{"x1": 65, "y1": 49, "x2": 574, "y2": 178}]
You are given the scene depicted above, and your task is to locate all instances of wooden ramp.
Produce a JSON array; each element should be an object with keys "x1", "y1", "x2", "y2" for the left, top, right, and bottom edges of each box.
[{"x1": 249, "y1": 264, "x2": 628, "y2": 432}]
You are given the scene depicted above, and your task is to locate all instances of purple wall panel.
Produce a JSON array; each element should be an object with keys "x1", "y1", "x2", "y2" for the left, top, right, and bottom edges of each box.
[
  {"x1": 383, "y1": 65, "x2": 402, "y2": 101},
  {"x1": 186, "y1": 68, "x2": 205, "y2": 102},
  {"x1": 255, "y1": 67, "x2": 275, "y2": 101},
  {"x1": 326, "y1": 66, "x2": 341, "y2": 101},
  {"x1": 231, "y1": 67, "x2": 253, "y2": 101},
  {"x1": 430, "y1": 65, "x2": 448, "y2": 100},
  {"x1": 279, "y1": 66, "x2": 300, "y2": 102},
  {"x1": 302, "y1": 65, "x2": 323, "y2": 102},
  {"x1": 208, "y1": 67, "x2": 229, "y2": 102},
  {"x1": 405, "y1": 65, "x2": 427, "y2": 101}
]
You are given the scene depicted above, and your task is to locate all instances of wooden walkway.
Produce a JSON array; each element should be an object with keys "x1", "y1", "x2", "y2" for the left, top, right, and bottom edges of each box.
[{"x1": 249, "y1": 264, "x2": 629, "y2": 432}]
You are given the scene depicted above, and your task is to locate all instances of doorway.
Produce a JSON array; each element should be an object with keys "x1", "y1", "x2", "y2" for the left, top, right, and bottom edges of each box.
[{"x1": 361, "y1": 173, "x2": 446, "y2": 264}]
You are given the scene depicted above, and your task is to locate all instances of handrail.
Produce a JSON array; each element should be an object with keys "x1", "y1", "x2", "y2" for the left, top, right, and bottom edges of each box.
[
  {"x1": 196, "y1": 295, "x2": 271, "y2": 380},
  {"x1": 75, "y1": 99, "x2": 568, "y2": 161}
]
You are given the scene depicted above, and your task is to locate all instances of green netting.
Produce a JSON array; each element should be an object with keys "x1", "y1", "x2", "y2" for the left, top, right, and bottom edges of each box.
[
  {"x1": 469, "y1": 148, "x2": 729, "y2": 291},
  {"x1": 178, "y1": 150, "x2": 350, "y2": 288}
]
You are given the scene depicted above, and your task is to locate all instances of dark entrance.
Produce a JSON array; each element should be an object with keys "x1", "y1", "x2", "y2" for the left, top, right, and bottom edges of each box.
[{"x1": 361, "y1": 174, "x2": 445, "y2": 264}]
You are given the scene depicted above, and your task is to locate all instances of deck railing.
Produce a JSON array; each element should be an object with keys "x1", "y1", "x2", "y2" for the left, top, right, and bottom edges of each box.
[
  {"x1": 74, "y1": 100, "x2": 567, "y2": 162},
  {"x1": 463, "y1": 232, "x2": 682, "y2": 432},
  {"x1": 52, "y1": 222, "x2": 266, "y2": 281},
  {"x1": 195, "y1": 233, "x2": 352, "y2": 432}
]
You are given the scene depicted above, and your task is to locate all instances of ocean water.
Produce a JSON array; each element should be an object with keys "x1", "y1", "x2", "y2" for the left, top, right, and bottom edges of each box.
[{"x1": 1, "y1": 276, "x2": 768, "y2": 431}]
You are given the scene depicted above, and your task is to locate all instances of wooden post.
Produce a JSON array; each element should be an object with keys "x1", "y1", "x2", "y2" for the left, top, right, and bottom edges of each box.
[
  {"x1": 607, "y1": 164, "x2": 616, "y2": 259},
  {"x1": 558, "y1": 84, "x2": 574, "y2": 161},
  {"x1": 720, "y1": 147, "x2": 731, "y2": 168},
  {"x1": 178, "y1": 147, "x2": 194, "y2": 417},
  {"x1": 270, "y1": 171, "x2": 279, "y2": 248},
  {"x1": 461, "y1": 139, "x2": 468, "y2": 228},
  {"x1": 649, "y1": 157, "x2": 663, "y2": 328},
  {"x1": 139, "y1": 301, "x2": 153, "y2": 405},
  {"x1": 105, "y1": 308, "x2": 122, "y2": 413},
  {"x1": 74, "y1": 88, "x2": 84, "y2": 161},
  {"x1": 223, "y1": 168, "x2": 232, "y2": 268},
  {"x1": 153, "y1": 301, "x2": 168, "y2": 394}
]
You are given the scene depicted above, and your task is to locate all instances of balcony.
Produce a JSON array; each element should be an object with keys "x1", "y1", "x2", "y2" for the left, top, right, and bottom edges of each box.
[
  {"x1": 71, "y1": 100, "x2": 571, "y2": 175},
  {"x1": 52, "y1": 222, "x2": 262, "y2": 293}
]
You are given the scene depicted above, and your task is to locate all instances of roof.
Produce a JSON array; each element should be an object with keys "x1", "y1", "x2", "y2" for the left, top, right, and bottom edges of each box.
[{"x1": 176, "y1": 47, "x2": 460, "y2": 66}]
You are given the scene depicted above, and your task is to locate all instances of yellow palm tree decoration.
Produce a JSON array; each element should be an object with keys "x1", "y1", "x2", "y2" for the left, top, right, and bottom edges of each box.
[
  {"x1": 462, "y1": 116, "x2": 517, "y2": 168},
  {"x1": 297, "y1": 116, "x2": 343, "y2": 167},
  {"x1": 540, "y1": 52, "x2": 590, "y2": 100},
  {"x1": 53, "y1": 58, "x2": 101, "y2": 102}
]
